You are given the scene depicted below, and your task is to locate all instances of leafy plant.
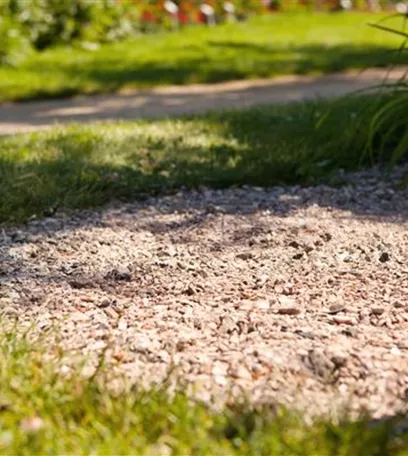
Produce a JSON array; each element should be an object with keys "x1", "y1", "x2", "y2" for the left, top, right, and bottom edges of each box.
[
  {"x1": 0, "y1": 16, "x2": 32, "y2": 66},
  {"x1": 1, "y1": 0, "x2": 142, "y2": 51},
  {"x1": 313, "y1": 12, "x2": 408, "y2": 171},
  {"x1": 364, "y1": 13, "x2": 408, "y2": 167}
]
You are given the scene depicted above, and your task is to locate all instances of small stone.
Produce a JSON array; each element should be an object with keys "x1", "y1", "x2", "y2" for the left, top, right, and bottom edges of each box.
[
  {"x1": 379, "y1": 252, "x2": 390, "y2": 263},
  {"x1": 292, "y1": 252, "x2": 304, "y2": 260},
  {"x1": 370, "y1": 307, "x2": 385, "y2": 316},
  {"x1": 70, "y1": 311, "x2": 89, "y2": 322},
  {"x1": 118, "y1": 318, "x2": 127, "y2": 331},
  {"x1": 278, "y1": 296, "x2": 298, "y2": 307},
  {"x1": 113, "y1": 350, "x2": 126, "y2": 362},
  {"x1": 69, "y1": 279, "x2": 95, "y2": 289},
  {"x1": 338, "y1": 384, "x2": 348, "y2": 394},
  {"x1": 278, "y1": 307, "x2": 301, "y2": 316},
  {"x1": 236, "y1": 252, "x2": 254, "y2": 261},
  {"x1": 288, "y1": 240, "x2": 301, "y2": 248},
  {"x1": 183, "y1": 284, "x2": 196, "y2": 296},
  {"x1": 304, "y1": 245, "x2": 314, "y2": 254},
  {"x1": 80, "y1": 296, "x2": 95, "y2": 303},
  {"x1": 331, "y1": 315, "x2": 356, "y2": 325},
  {"x1": 294, "y1": 329, "x2": 316, "y2": 339},
  {"x1": 106, "y1": 268, "x2": 132, "y2": 282},
  {"x1": 328, "y1": 303, "x2": 346, "y2": 314},
  {"x1": 237, "y1": 299, "x2": 269, "y2": 311},
  {"x1": 229, "y1": 365, "x2": 252, "y2": 381},
  {"x1": 97, "y1": 299, "x2": 111, "y2": 308},
  {"x1": 255, "y1": 299, "x2": 270, "y2": 310},
  {"x1": 391, "y1": 346, "x2": 401, "y2": 356},
  {"x1": 104, "y1": 307, "x2": 118, "y2": 320},
  {"x1": 219, "y1": 316, "x2": 237, "y2": 334},
  {"x1": 303, "y1": 349, "x2": 335, "y2": 381},
  {"x1": 341, "y1": 327, "x2": 357, "y2": 338},
  {"x1": 88, "y1": 340, "x2": 106, "y2": 351},
  {"x1": 320, "y1": 232, "x2": 332, "y2": 242},
  {"x1": 330, "y1": 353, "x2": 347, "y2": 367},
  {"x1": 212, "y1": 362, "x2": 228, "y2": 377}
]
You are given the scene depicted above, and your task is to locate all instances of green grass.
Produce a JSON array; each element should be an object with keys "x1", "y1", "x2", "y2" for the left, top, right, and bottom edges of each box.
[
  {"x1": 0, "y1": 91, "x2": 406, "y2": 225},
  {"x1": 0, "y1": 12, "x2": 407, "y2": 102},
  {"x1": 0, "y1": 330, "x2": 407, "y2": 455}
]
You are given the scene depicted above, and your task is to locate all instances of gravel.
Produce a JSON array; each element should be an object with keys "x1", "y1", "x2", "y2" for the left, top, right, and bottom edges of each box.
[{"x1": 1, "y1": 165, "x2": 408, "y2": 418}]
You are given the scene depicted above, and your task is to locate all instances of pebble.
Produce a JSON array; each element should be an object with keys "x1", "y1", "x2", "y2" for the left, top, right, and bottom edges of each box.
[
  {"x1": 371, "y1": 307, "x2": 385, "y2": 316},
  {"x1": 70, "y1": 311, "x2": 89, "y2": 322},
  {"x1": 278, "y1": 307, "x2": 301, "y2": 315},
  {"x1": 230, "y1": 365, "x2": 252, "y2": 381},
  {"x1": 328, "y1": 303, "x2": 346, "y2": 314},
  {"x1": 236, "y1": 252, "x2": 254, "y2": 261},
  {"x1": 97, "y1": 299, "x2": 111, "y2": 308},
  {"x1": 379, "y1": 252, "x2": 391, "y2": 263},
  {"x1": 104, "y1": 307, "x2": 119, "y2": 320},
  {"x1": 331, "y1": 315, "x2": 356, "y2": 325}
]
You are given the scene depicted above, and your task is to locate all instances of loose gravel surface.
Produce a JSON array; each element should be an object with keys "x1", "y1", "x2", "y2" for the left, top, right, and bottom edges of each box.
[{"x1": 1, "y1": 166, "x2": 408, "y2": 418}]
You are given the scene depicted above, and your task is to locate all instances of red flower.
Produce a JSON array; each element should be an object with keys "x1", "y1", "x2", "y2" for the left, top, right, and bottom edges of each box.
[
  {"x1": 141, "y1": 10, "x2": 156, "y2": 23},
  {"x1": 177, "y1": 11, "x2": 190, "y2": 24}
]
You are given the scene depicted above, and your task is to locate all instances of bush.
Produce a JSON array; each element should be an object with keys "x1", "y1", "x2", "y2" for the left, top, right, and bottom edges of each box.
[
  {"x1": 2, "y1": 0, "x2": 141, "y2": 51},
  {"x1": 0, "y1": 16, "x2": 32, "y2": 66}
]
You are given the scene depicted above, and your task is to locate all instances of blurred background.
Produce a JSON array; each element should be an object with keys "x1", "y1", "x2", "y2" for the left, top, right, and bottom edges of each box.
[
  {"x1": 1, "y1": 0, "x2": 407, "y2": 54},
  {"x1": 0, "y1": 0, "x2": 407, "y2": 102}
]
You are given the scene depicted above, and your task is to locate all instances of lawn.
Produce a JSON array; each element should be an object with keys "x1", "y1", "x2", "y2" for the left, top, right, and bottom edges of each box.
[
  {"x1": 0, "y1": 330, "x2": 406, "y2": 455},
  {"x1": 0, "y1": 91, "x2": 405, "y2": 225},
  {"x1": 0, "y1": 12, "x2": 407, "y2": 102}
]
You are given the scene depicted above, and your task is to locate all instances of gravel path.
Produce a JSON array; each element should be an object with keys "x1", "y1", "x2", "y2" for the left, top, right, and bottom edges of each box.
[
  {"x1": 1, "y1": 67, "x2": 406, "y2": 135},
  {"x1": 1, "y1": 165, "x2": 408, "y2": 418}
]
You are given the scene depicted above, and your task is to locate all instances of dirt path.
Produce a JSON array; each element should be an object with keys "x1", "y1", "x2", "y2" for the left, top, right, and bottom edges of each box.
[
  {"x1": 0, "y1": 67, "x2": 406, "y2": 135},
  {"x1": 2, "y1": 165, "x2": 408, "y2": 417}
]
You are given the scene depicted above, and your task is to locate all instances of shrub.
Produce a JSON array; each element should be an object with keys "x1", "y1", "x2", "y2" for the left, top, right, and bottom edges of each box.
[
  {"x1": 3, "y1": 0, "x2": 141, "y2": 50},
  {"x1": 0, "y1": 16, "x2": 32, "y2": 66}
]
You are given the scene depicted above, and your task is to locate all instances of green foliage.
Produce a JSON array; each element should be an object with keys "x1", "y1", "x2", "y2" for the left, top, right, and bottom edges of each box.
[
  {"x1": 315, "y1": 13, "x2": 408, "y2": 170},
  {"x1": 2, "y1": 0, "x2": 141, "y2": 52},
  {"x1": 366, "y1": 14, "x2": 408, "y2": 168},
  {"x1": 0, "y1": 12, "x2": 405, "y2": 102},
  {"x1": 0, "y1": 17, "x2": 32, "y2": 66},
  {"x1": 0, "y1": 329, "x2": 406, "y2": 454}
]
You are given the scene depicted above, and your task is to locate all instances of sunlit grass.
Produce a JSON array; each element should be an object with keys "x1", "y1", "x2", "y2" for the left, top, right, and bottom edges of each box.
[
  {"x1": 0, "y1": 12, "x2": 406, "y2": 101},
  {"x1": 0, "y1": 91, "x2": 406, "y2": 225}
]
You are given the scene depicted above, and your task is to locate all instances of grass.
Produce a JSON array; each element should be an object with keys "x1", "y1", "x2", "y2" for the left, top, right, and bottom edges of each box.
[
  {"x1": 0, "y1": 90, "x2": 406, "y2": 225},
  {"x1": 0, "y1": 329, "x2": 407, "y2": 455},
  {"x1": 0, "y1": 12, "x2": 407, "y2": 102}
]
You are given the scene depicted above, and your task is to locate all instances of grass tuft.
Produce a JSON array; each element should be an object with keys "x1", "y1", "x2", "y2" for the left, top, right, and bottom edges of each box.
[
  {"x1": 0, "y1": 329, "x2": 406, "y2": 455},
  {"x1": 0, "y1": 92, "x2": 406, "y2": 225}
]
